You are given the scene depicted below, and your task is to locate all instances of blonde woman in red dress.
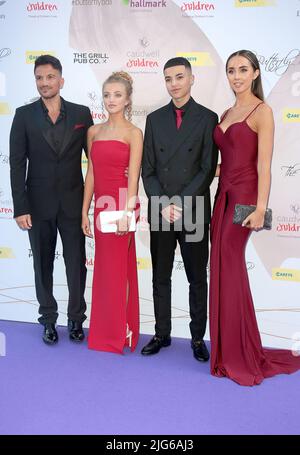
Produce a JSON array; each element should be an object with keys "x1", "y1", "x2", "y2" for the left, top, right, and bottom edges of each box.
[{"x1": 82, "y1": 72, "x2": 142, "y2": 354}]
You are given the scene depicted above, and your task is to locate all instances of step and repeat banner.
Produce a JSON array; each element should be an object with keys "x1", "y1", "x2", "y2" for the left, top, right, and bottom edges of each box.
[{"x1": 0, "y1": 0, "x2": 299, "y2": 349}]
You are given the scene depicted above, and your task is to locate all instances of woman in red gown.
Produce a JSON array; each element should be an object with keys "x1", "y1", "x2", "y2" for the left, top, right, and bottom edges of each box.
[
  {"x1": 82, "y1": 72, "x2": 142, "y2": 354},
  {"x1": 210, "y1": 50, "x2": 300, "y2": 385}
]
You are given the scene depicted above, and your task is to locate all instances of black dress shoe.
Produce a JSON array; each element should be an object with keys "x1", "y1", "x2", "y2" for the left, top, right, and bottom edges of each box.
[
  {"x1": 68, "y1": 320, "x2": 85, "y2": 342},
  {"x1": 141, "y1": 335, "x2": 171, "y2": 356},
  {"x1": 43, "y1": 323, "x2": 58, "y2": 345},
  {"x1": 191, "y1": 339, "x2": 210, "y2": 362}
]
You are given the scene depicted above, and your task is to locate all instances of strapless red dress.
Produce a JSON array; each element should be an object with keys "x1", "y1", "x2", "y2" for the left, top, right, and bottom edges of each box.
[{"x1": 88, "y1": 140, "x2": 139, "y2": 354}]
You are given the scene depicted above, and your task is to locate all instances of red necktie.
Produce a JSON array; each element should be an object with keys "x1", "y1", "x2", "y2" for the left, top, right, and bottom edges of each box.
[{"x1": 175, "y1": 109, "x2": 183, "y2": 129}]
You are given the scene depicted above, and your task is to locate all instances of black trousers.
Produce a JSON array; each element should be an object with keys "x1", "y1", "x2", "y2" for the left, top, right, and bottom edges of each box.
[
  {"x1": 150, "y1": 224, "x2": 209, "y2": 340},
  {"x1": 28, "y1": 208, "x2": 87, "y2": 325}
]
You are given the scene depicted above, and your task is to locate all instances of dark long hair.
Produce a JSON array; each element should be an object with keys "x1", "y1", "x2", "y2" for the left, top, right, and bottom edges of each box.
[{"x1": 226, "y1": 50, "x2": 264, "y2": 101}]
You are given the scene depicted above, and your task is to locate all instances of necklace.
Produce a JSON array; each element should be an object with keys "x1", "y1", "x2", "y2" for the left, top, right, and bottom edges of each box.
[{"x1": 103, "y1": 123, "x2": 118, "y2": 131}]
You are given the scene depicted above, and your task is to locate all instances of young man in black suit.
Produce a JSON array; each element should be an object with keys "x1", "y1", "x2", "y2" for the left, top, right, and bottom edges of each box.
[
  {"x1": 141, "y1": 57, "x2": 218, "y2": 361},
  {"x1": 9, "y1": 55, "x2": 93, "y2": 345}
]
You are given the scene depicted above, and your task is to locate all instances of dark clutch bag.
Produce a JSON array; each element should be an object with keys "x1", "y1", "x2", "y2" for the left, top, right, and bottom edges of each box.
[{"x1": 233, "y1": 204, "x2": 272, "y2": 230}]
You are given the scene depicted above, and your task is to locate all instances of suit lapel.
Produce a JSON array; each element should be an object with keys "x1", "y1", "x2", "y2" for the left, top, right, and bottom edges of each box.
[
  {"x1": 34, "y1": 100, "x2": 57, "y2": 154},
  {"x1": 60, "y1": 99, "x2": 75, "y2": 155},
  {"x1": 163, "y1": 101, "x2": 177, "y2": 141},
  {"x1": 164, "y1": 98, "x2": 201, "y2": 164}
]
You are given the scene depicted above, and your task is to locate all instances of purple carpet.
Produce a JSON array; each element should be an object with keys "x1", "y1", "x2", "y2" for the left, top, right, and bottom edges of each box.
[{"x1": 0, "y1": 319, "x2": 299, "y2": 435}]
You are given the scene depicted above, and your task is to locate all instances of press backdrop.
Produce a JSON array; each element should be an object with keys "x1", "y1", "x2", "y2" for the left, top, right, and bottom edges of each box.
[{"x1": 0, "y1": 0, "x2": 300, "y2": 349}]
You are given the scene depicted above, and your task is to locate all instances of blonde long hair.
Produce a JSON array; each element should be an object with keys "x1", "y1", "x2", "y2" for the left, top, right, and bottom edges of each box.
[{"x1": 103, "y1": 71, "x2": 133, "y2": 121}]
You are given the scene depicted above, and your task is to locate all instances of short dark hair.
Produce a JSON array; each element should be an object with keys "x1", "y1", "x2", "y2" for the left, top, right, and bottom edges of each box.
[
  {"x1": 163, "y1": 57, "x2": 192, "y2": 72},
  {"x1": 34, "y1": 55, "x2": 62, "y2": 74}
]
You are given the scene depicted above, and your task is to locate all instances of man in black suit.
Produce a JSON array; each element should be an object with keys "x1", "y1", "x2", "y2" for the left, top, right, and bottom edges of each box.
[
  {"x1": 9, "y1": 55, "x2": 93, "y2": 345},
  {"x1": 141, "y1": 57, "x2": 218, "y2": 361}
]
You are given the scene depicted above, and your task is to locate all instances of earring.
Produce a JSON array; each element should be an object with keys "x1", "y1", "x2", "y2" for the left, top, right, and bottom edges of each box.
[{"x1": 101, "y1": 101, "x2": 106, "y2": 121}]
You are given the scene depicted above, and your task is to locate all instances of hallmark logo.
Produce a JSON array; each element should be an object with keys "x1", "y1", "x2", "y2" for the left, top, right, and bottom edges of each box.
[
  {"x1": 255, "y1": 49, "x2": 300, "y2": 76},
  {"x1": 123, "y1": 0, "x2": 167, "y2": 9},
  {"x1": 281, "y1": 164, "x2": 300, "y2": 177},
  {"x1": 73, "y1": 52, "x2": 109, "y2": 64}
]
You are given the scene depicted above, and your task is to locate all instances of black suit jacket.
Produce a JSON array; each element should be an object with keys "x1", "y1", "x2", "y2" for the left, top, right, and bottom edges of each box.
[
  {"x1": 142, "y1": 98, "x2": 218, "y2": 226},
  {"x1": 9, "y1": 98, "x2": 93, "y2": 220}
]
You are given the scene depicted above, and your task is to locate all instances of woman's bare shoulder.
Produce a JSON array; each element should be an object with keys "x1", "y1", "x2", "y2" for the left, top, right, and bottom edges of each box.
[
  {"x1": 257, "y1": 102, "x2": 273, "y2": 116},
  {"x1": 128, "y1": 124, "x2": 143, "y2": 141},
  {"x1": 88, "y1": 123, "x2": 103, "y2": 136}
]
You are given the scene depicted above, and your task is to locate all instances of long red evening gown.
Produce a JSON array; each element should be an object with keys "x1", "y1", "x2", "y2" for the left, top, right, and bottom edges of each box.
[
  {"x1": 88, "y1": 140, "x2": 139, "y2": 354},
  {"x1": 209, "y1": 104, "x2": 300, "y2": 386}
]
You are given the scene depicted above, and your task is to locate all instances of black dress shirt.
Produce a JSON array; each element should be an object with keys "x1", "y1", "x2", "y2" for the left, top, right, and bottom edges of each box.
[{"x1": 40, "y1": 98, "x2": 66, "y2": 154}]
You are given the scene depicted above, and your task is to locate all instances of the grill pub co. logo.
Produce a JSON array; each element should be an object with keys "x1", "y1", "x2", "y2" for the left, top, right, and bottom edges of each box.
[{"x1": 73, "y1": 52, "x2": 109, "y2": 65}]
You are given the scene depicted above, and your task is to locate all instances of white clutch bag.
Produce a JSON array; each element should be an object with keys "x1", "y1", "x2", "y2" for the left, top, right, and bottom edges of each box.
[{"x1": 100, "y1": 210, "x2": 136, "y2": 233}]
